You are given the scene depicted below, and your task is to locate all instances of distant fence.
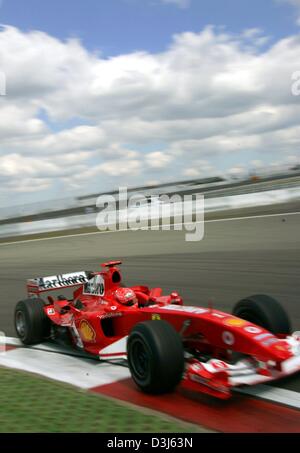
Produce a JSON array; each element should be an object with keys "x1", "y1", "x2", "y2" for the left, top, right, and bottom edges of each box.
[{"x1": 1, "y1": 187, "x2": 299, "y2": 240}]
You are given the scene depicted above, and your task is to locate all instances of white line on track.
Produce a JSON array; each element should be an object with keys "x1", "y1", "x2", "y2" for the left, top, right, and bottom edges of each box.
[
  {"x1": 0, "y1": 211, "x2": 299, "y2": 247},
  {"x1": 235, "y1": 385, "x2": 300, "y2": 410}
]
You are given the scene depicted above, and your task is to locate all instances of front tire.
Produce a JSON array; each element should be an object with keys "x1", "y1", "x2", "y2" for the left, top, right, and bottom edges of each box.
[
  {"x1": 232, "y1": 294, "x2": 291, "y2": 335},
  {"x1": 15, "y1": 298, "x2": 51, "y2": 345},
  {"x1": 127, "y1": 320, "x2": 184, "y2": 394}
]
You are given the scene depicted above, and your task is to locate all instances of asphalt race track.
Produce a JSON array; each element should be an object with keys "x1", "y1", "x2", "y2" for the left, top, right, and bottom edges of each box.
[{"x1": 1, "y1": 207, "x2": 300, "y2": 394}]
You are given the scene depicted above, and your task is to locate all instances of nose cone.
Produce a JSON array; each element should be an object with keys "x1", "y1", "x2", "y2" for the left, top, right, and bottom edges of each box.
[{"x1": 268, "y1": 341, "x2": 292, "y2": 361}]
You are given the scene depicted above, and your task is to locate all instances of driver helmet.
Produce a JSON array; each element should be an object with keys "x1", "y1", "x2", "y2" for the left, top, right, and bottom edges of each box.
[{"x1": 115, "y1": 287, "x2": 137, "y2": 306}]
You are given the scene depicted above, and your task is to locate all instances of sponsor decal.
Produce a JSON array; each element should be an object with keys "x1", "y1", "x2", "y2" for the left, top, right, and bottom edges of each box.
[
  {"x1": 36, "y1": 272, "x2": 88, "y2": 290},
  {"x1": 99, "y1": 312, "x2": 122, "y2": 320},
  {"x1": 189, "y1": 373, "x2": 229, "y2": 393},
  {"x1": 152, "y1": 314, "x2": 161, "y2": 321},
  {"x1": 224, "y1": 318, "x2": 247, "y2": 327},
  {"x1": 262, "y1": 337, "x2": 279, "y2": 346},
  {"x1": 222, "y1": 331, "x2": 235, "y2": 346},
  {"x1": 212, "y1": 313, "x2": 226, "y2": 318},
  {"x1": 83, "y1": 274, "x2": 105, "y2": 296},
  {"x1": 254, "y1": 333, "x2": 273, "y2": 341},
  {"x1": 79, "y1": 320, "x2": 96, "y2": 342},
  {"x1": 46, "y1": 308, "x2": 55, "y2": 316},
  {"x1": 160, "y1": 305, "x2": 208, "y2": 315},
  {"x1": 244, "y1": 326, "x2": 262, "y2": 334}
]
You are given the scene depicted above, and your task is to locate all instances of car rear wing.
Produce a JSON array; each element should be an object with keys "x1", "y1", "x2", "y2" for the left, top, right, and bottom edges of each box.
[{"x1": 27, "y1": 271, "x2": 89, "y2": 297}]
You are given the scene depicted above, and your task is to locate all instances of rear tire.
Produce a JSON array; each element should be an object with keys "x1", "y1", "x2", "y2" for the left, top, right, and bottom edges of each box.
[
  {"x1": 232, "y1": 294, "x2": 291, "y2": 335},
  {"x1": 15, "y1": 298, "x2": 51, "y2": 345},
  {"x1": 127, "y1": 320, "x2": 184, "y2": 394}
]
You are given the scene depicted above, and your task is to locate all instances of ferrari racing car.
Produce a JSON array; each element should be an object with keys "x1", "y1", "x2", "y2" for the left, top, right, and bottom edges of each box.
[{"x1": 14, "y1": 261, "x2": 300, "y2": 399}]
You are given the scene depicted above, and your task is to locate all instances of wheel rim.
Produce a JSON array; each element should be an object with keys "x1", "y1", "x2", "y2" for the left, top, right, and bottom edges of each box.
[
  {"x1": 130, "y1": 339, "x2": 150, "y2": 380},
  {"x1": 15, "y1": 310, "x2": 27, "y2": 339}
]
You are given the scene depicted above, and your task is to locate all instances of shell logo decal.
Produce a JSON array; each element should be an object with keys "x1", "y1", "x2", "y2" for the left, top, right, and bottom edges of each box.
[
  {"x1": 224, "y1": 318, "x2": 247, "y2": 327},
  {"x1": 79, "y1": 320, "x2": 96, "y2": 342}
]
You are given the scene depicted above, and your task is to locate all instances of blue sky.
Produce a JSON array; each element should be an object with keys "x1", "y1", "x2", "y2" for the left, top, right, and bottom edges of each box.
[
  {"x1": 0, "y1": 0, "x2": 300, "y2": 207},
  {"x1": 0, "y1": 0, "x2": 299, "y2": 56}
]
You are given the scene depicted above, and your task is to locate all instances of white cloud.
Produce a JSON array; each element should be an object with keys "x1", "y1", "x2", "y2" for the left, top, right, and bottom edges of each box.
[
  {"x1": 183, "y1": 160, "x2": 214, "y2": 177},
  {"x1": 145, "y1": 151, "x2": 173, "y2": 169},
  {"x1": 95, "y1": 159, "x2": 142, "y2": 177},
  {"x1": 183, "y1": 168, "x2": 201, "y2": 177},
  {"x1": 229, "y1": 165, "x2": 247, "y2": 177},
  {"x1": 0, "y1": 25, "x2": 300, "y2": 205}
]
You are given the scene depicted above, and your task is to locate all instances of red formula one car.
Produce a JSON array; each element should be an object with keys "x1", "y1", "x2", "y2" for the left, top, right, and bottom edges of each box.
[{"x1": 15, "y1": 261, "x2": 300, "y2": 399}]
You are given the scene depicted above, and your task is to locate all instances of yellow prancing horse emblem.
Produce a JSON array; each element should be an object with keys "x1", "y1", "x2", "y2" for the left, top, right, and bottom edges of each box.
[{"x1": 152, "y1": 314, "x2": 161, "y2": 321}]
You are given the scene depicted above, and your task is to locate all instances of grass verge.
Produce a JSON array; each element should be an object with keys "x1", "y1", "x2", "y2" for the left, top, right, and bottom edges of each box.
[{"x1": 0, "y1": 367, "x2": 203, "y2": 433}]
